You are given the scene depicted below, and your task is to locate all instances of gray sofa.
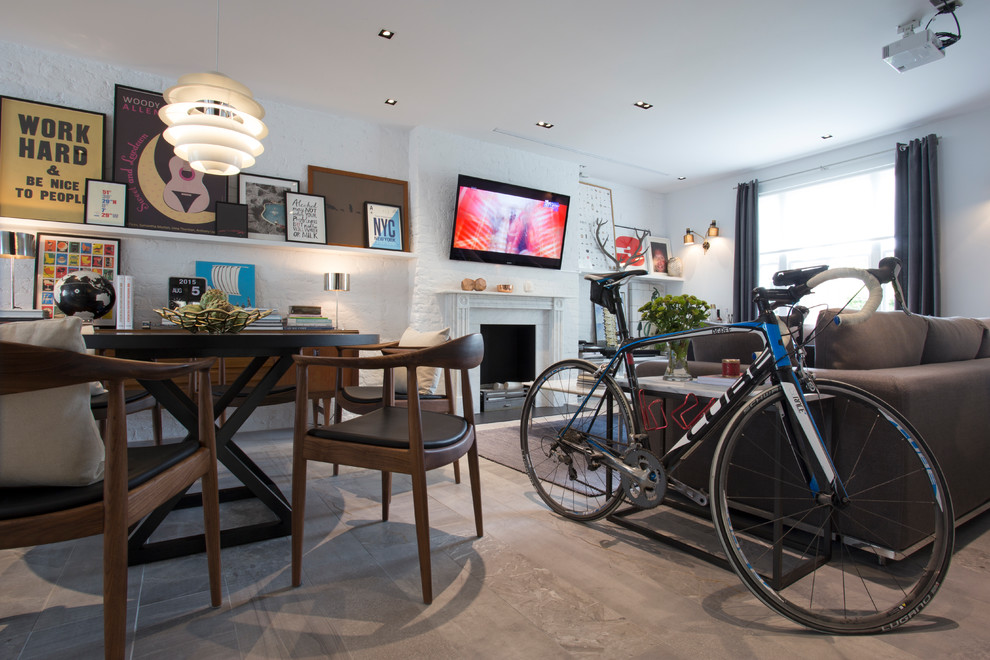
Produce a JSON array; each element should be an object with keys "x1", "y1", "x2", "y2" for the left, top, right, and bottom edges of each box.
[
  {"x1": 810, "y1": 310, "x2": 990, "y2": 528},
  {"x1": 636, "y1": 311, "x2": 990, "y2": 531}
]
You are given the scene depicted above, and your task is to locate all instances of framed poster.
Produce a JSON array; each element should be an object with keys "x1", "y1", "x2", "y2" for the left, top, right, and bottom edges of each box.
[
  {"x1": 84, "y1": 179, "x2": 127, "y2": 226},
  {"x1": 285, "y1": 192, "x2": 327, "y2": 244},
  {"x1": 308, "y1": 166, "x2": 409, "y2": 250},
  {"x1": 576, "y1": 182, "x2": 615, "y2": 272},
  {"x1": 34, "y1": 232, "x2": 120, "y2": 326},
  {"x1": 215, "y1": 201, "x2": 248, "y2": 238},
  {"x1": 364, "y1": 202, "x2": 403, "y2": 251},
  {"x1": 647, "y1": 237, "x2": 672, "y2": 274},
  {"x1": 195, "y1": 260, "x2": 256, "y2": 307},
  {"x1": 238, "y1": 173, "x2": 299, "y2": 241},
  {"x1": 112, "y1": 85, "x2": 224, "y2": 234},
  {"x1": 0, "y1": 97, "x2": 106, "y2": 223},
  {"x1": 614, "y1": 226, "x2": 649, "y2": 269}
]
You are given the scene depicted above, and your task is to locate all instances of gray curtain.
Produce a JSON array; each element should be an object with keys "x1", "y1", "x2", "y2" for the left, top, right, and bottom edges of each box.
[
  {"x1": 733, "y1": 180, "x2": 759, "y2": 321},
  {"x1": 894, "y1": 134, "x2": 940, "y2": 316}
]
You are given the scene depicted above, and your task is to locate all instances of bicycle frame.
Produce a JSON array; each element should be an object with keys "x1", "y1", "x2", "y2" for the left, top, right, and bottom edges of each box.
[{"x1": 572, "y1": 307, "x2": 844, "y2": 505}]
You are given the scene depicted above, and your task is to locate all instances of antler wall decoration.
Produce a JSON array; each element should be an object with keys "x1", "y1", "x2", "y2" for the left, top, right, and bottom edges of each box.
[{"x1": 594, "y1": 219, "x2": 650, "y2": 269}]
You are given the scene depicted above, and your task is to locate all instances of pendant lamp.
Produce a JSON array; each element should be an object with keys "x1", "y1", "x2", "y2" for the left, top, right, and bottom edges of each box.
[{"x1": 159, "y1": 72, "x2": 267, "y2": 176}]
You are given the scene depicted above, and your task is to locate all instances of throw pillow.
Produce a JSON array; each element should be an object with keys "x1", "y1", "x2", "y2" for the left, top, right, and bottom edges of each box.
[
  {"x1": 0, "y1": 317, "x2": 106, "y2": 486},
  {"x1": 394, "y1": 327, "x2": 450, "y2": 395}
]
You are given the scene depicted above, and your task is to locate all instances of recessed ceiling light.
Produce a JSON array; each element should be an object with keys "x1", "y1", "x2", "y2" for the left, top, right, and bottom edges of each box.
[
  {"x1": 384, "y1": 98, "x2": 397, "y2": 106},
  {"x1": 821, "y1": 134, "x2": 833, "y2": 140},
  {"x1": 634, "y1": 101, "x2": 654, "y2": 110},
  {"x1": 536, "y1": 121, "x2": 554, "y2": 129},
  {"x1": 677, "y1": 176, "x2": 687, "y2": 181},
  {"x1": 378, "y1": 29, "x2": 395, "y2": 39}
]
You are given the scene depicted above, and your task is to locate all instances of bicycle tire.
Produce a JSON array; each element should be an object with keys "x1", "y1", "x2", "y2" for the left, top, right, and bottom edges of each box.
[
  {"x1": 710, "y1": 380, "x2": 953, "y2": 634},
  {"x1": 520, "y1": 359, "x2": 634, "y2": 521}
]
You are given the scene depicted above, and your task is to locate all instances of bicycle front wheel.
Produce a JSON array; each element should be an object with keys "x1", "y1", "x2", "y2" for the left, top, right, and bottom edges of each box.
[
  {"x1": 710, "y1": 380, "x2": 953, "y2": 634},
  {"x1": 520, "y1": 359, "x2": 634, "y2": 521}
]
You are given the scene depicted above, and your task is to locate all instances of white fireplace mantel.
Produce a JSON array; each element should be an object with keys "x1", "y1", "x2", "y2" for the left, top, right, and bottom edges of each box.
[{"x1": 441, "y1": 290, "x2": 571, "y2": 412}]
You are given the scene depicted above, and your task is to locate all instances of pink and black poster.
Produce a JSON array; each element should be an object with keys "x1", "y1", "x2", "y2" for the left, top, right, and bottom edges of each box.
[{"x1": 112, "y1": 85, "x2": 225, "y2": 234}]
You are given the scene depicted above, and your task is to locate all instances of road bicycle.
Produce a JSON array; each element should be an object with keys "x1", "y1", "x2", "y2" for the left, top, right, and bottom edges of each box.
[{"x1": 519, "y1": 259, "x2": 953, "y2": 634}]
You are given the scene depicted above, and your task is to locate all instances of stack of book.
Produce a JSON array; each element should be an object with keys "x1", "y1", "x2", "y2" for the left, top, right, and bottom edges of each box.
[
  {"x1": 246, "y1": 309, "x2": 283, "y2": 330},
  {"x1": 285, "y1": 305, "x2": 335, "y2": 329}
]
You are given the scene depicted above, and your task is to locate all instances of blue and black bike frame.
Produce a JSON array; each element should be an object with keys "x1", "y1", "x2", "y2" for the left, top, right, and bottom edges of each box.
[{"x1": 587, "y1": 273, "x2": 845, "y2": 504}]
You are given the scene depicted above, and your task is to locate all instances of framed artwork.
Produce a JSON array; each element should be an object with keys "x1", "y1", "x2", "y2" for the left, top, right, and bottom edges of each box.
[
  {"x1": 112, "y1": 85, "x2": 224, "y2": 235},
  {"x1": 238, "y1": 173, "x2": 299, "y2": 241},
  {"x1": 576, "y1": 182, "x2": 615, "y2": 272},
  {"x1": 215, "y1": 201, "x2": 248, "y2": 238},
  {"x1": 308, "y1": 166, "x2": 409, "y2": 250},
  {"x1": 0, "y1": 96, "x2": 106, "y2": 223},
  {"x1": 647, "y1": 237, "x2": 672, "y2": 275},
  {"x1": 364, "y1": 201, "x2": 403, "y2": 251},
  {"x1": 34, "y1": 232, "x2": 121, "y2": 326},
  {"x1": 84, "y1": 179, "x2": 127, "y2": 226},
  {"x1": 195, "y1": 260, "x2": 256, "y2": 307},
  {"x1": 285, "y1": 192, "x2": 327, "y2": 244},
  {"x1": 614, "y1": 225, "x2": 649, "y2": 269}
]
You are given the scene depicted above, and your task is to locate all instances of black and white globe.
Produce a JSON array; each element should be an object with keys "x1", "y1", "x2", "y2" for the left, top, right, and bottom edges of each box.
[{"x1": 53, "y1": 270, "x2": 116, "y2": 320}]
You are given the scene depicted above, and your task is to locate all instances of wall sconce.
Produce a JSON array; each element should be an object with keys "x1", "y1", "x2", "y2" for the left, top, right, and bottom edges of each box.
[
  {"x1": 683, "y1": 220, "x2": 719, "y2": 254},
  {"x1": 324, "y1": 272, "x2": 350, "y2": 329},
  {"x1": 1, "y1": 231, "x2": 36, "y2": 309}
]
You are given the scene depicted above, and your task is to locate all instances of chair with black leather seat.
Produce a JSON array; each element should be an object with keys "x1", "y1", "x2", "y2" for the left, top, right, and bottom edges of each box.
[
  {"x1": 290, "y1": 333, "x2": 484, "y2": 604},
  {"x1": 0, "y1": 338, "x2": 222, "y2": 660},
  {"x1": 91, "y1": 387, "x2": 163, "y2": 445},
  {"x1": 331, "y1": 340, "x2": 460, "y2": 482}
]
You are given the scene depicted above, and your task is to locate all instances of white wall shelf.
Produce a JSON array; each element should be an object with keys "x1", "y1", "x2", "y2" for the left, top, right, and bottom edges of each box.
[
  {"x1": 0, "y1": 216, "x2": 417, "y2": 259},
  {"x1": 578, "y1": 270, "x2": 683, "y2": 283}
]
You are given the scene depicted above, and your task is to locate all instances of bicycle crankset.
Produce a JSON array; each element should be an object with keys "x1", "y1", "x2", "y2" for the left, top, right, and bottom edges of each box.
[{"x1": 620, "y1": 449, "x2": 666, "y2": 509}]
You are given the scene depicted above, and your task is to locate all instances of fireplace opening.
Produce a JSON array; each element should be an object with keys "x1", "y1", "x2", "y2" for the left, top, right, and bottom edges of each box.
[{"x1": 479, "y1": 324, "x2": 536, "y2": 411}]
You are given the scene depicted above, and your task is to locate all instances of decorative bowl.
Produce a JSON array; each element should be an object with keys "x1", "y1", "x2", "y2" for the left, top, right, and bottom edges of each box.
[{"x1": 155, "y1": 307, "x2": 272, "y2": 334}]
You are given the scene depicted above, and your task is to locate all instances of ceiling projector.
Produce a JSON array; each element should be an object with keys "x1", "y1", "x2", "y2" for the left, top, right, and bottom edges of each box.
[{"x1": 883, "y1": 28, "x2": 945, "y2": 72}]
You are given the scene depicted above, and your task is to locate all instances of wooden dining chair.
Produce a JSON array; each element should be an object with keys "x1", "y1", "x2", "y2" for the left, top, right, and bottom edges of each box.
[
  {"x1": 290, "y1": 333, "x2": 484, "y2": 604},
  {"x1": 0, "y1": 340, "x2": 222, "y2": 660},
  {"x1": 331, "y1": 340, "x2": 461, "y2": 482}
]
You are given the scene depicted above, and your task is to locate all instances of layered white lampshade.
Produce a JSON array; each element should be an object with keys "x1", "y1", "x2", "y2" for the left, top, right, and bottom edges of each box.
[{"x1": 159, "y1": 72, "x2": 268, "y2": 176}]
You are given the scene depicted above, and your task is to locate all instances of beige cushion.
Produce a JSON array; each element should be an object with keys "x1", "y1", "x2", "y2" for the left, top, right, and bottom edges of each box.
[
  {"x1": 394, "y1": 327, "x2": 450, "y2": 395},
  {"x1": 0, "y1": 317, "x2": 106, "y2": 486}
]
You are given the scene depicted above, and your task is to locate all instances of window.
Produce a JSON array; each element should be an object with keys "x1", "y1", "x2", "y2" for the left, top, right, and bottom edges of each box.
[{"x1": 758, "y1": 164, "x2": 895, "y2": 313}]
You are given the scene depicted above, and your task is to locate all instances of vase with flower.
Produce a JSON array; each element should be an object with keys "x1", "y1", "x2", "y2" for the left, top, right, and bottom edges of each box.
[{"x1": 638, "y1": 293, "x2": 712, "y2": 381}]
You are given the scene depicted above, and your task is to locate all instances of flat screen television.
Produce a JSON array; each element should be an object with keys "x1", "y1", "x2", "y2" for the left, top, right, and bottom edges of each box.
[{"x1": 449, "y1": 174, "x2": 570, "y2": 270}]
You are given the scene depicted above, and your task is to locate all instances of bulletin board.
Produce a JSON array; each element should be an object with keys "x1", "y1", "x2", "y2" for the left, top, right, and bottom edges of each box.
[{"x1": 307, "y1": 166, "x2": 409, "y2": 250}]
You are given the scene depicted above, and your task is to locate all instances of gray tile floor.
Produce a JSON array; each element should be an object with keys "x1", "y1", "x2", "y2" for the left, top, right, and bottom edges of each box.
[{"x1": 3, "y1": 427, "x2": 990, "y2": 659}]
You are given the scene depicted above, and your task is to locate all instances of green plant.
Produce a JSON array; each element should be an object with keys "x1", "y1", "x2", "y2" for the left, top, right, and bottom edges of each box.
[{"x1": 638, "y1": 293, "x2": 712, "y2": 336}]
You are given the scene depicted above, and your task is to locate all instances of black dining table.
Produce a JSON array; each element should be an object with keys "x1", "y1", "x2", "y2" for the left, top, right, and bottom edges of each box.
[{"x1": 85, "y1": 328, "x2": 378, "y2": 564}]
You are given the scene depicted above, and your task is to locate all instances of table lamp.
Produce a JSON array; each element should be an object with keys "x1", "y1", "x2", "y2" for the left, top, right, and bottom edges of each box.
[
  {"x1": 324, "y1": 272, "x2": 350, "y2": 330},
  {"x1": 1, "y1": 231, "x2": 36, "y2": 309}
]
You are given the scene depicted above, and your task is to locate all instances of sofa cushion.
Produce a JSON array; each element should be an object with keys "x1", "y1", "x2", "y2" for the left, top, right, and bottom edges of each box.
[
  {"x1": 921, "y1": 316, "x2": 985, "y2": 363},
  {"x1": 0, "y1": 317, "x2": 106, "y2": 487},
  {"x1": 813, "y1": 310, "x2": 928, "y2": 370},
  {"x1": 691, "y1": 330, "x2": 763, "y2": 363},
  {"x1": 976, "y1": 319, "x2": 990, "y2": 358}
]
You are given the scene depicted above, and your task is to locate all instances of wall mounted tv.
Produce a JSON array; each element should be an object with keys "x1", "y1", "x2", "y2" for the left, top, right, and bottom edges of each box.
[{"x1": 449, "y1": 174, "x2": 570, "y2": 270}]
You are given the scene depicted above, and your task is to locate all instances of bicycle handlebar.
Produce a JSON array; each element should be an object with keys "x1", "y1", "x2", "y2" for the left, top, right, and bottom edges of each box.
[{"x1": 806, "y1": 267, "x2": 883, "y2": 326}]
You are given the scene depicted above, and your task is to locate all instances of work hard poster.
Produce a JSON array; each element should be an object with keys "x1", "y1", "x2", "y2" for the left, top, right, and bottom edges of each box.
[
  {"x1": 0, "y1": 97, "x2": 105, "y2": 223},
  {"x1": 112, "y1": 85, "x2": 224, "y2": 234}
]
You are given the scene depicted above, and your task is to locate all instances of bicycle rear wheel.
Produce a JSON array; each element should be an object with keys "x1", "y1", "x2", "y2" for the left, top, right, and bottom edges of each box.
[
  {"x1": 710, "y1": 380, "x2": 953, "y2": 634},
  {"x1": 520, "y1": 360, "x2": 634, "y2": 521}
]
